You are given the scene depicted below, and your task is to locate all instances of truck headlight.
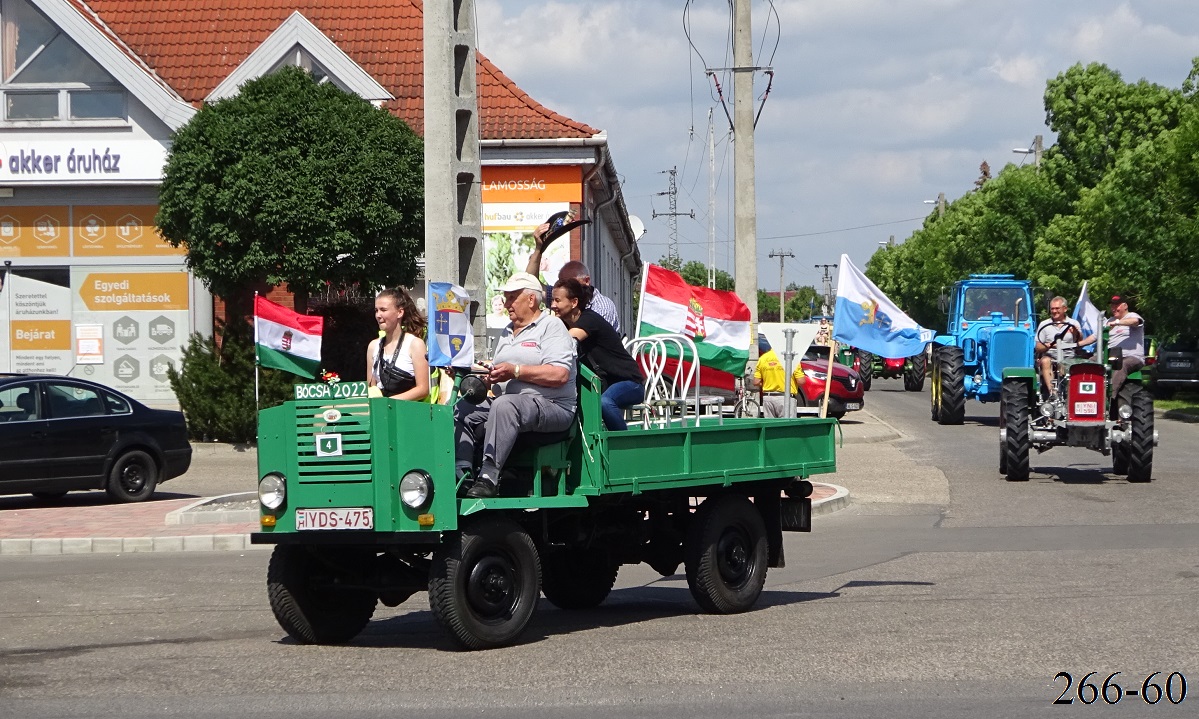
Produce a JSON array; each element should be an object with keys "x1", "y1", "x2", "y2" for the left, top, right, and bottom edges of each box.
[
  {"x1": 258, "y1": 472, "x2": 286, "y2": 510},
  {"x1": 1118, "y1": 404, "x2": 1133, "y2": 420},
  {"x1": 400, "y1": 470, "x2": 433, "y2": 509}
]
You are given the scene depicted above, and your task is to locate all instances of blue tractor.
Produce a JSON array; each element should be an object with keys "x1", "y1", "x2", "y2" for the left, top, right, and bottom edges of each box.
[{"x1": 929, "y1": 275, "x2": 1036, "y2": 425}]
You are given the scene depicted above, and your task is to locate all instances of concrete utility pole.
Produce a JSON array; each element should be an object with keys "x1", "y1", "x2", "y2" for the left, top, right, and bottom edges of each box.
[
  {"x1": 652, "y1": 167, "x2": 693, "y2": 265},
  {"x1": 423, "y1": 0, "x2": 484, "y2": 349},
  {"x1": 707, "y1": 109, "x2": 716, "y2": 289},
  {"x1": 768, "y1": 249, "x2": 794, "y2": 322},
  {"x1": 732, "y1": 0, "x2": 758, "y2": 356},
  {"x1": 815, "y1": 263, "x2": 837, "y2": 313},
  {"x1": 1013, "y1": 134, "x2": 1043, "y2": 171}
]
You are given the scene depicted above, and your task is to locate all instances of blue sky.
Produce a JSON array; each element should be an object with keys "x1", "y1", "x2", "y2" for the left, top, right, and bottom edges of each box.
[{"x1": 477, "y1": 1, "x2": 1199, "y2": 291}]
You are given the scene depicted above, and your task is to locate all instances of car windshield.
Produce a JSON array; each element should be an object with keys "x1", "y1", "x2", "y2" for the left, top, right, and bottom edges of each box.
[{"x1": 963, "y1": 287, "x2": 1029, "y2": 320}]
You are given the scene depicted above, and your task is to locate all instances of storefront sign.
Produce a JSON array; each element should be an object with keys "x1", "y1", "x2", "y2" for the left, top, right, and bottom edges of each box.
[
  {"x1": 73, "y1": 205, "x2": 182, "y2": 256},
  {"x1": 0, "y1": 140, "x2": 169, "y2": 183},
  {"x1": 481, "y1": 165, "x2": 581, "y2": 203},
  {"x1": 0, "y1": 206, "x2": 70, "y2": 257},
  {"x1": 77, "y1": 271, "x2": 190, "y2": 311}
]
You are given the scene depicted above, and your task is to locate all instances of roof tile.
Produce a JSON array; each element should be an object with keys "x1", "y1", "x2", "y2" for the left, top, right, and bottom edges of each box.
[{"x1": 74, "y1": 0, "x2": 599, "y2": 140}]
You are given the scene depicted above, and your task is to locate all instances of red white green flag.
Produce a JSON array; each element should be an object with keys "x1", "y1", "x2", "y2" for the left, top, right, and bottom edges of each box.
[
  {"x1": 254, "y1": 295, "x2": 324, "y2": 379},
  {"x1": 636, "y1": 264, "x2": 751, "y2": 387}
]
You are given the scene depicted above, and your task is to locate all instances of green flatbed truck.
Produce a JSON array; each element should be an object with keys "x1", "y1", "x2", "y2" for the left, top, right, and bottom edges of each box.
[{"x1": 251, "y1": 366, "x2": 838, "y2": 649}]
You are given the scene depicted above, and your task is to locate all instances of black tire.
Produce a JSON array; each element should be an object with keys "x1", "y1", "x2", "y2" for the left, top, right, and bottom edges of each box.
[
  {"x1": 905, "y1": 353, "x2": 927, "y2": 392},
  {"x1": 858, "y1": 352, "x2": 873, "y2": 391},
  {"x1": 105, "y1": 450, "x2": 159, "y2": 502},
  {"x1": 31, "y1": 491, "x2": 68, "y2": 500},
  {"x1": 429, "y1": 517, "x2": 541, "y2": 650},
  {"x1": 1112, "y1": 441, "x2": 1129, "y2": 475},
  {"x1": 937, "y1": 346, "x2": 966, "y2": 425},
  {"x1": 1125, "y1": 384, "x2": 1154, "y2": 482},
  {"x1": 929, "y1": 348, "x2": 942, "y2": 422},
  {"x1": 267, "y1": 545, "x2": 377, "y2": 644},
  {"x1": 684, "y1": 495, "x2": 768, "y2": 614},
  {"x1": 1002, "y1": 379, "x2": 1031, "y2": 481},
  {"x1": 541, "y1": 548, "x2": 619, "y2": 610}
]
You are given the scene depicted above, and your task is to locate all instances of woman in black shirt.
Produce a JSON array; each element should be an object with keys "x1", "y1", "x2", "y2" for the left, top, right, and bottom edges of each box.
[{"x1": 550, "y1": 278, "x2": 643, "y2": 430}]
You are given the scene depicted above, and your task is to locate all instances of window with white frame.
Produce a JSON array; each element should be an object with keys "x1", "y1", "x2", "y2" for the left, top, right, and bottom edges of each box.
[
  {"x1": 268, "y1": 46, "x2": 330, "y2": 85},
  {"x1": 1, "y1": 0, "x2": 126, "y2": 122}
]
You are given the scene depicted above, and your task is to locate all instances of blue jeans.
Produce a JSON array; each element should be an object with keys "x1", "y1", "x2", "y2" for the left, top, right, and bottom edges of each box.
[{"x1": 601, "y1": 380, "x2": 644, "y2": 431}]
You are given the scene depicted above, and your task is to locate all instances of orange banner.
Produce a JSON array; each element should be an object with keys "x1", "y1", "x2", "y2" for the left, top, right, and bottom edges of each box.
[
  {"x1": 0, "y1": 206, "x2": 70, "y2": 257},
  {"x1": 73, "y1": 205, "x2": 182, "y2": 256},
  {"x1": 481, "y1": 165, "x2": 582, "y2": 203},
  {"x1": 11, "y1": 320, "x2": 72, "y2": 350},
  {"x1": 78, "y1": 272, "x2": 191, "y2": 311}
]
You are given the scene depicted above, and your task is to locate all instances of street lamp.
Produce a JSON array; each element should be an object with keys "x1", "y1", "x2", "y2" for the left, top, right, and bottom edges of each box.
[
  {"x1": 923, "y1": 192, "x2": 946, "y2": 217},
  {"x1": 1013, "y1": 134, "x2": 1043, "y2": 169}
]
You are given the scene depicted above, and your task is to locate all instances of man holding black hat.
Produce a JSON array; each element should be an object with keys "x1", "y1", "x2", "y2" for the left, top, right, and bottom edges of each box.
[{"x1": 1106, "y1": 293, "x2": 1145, "y2": 405}]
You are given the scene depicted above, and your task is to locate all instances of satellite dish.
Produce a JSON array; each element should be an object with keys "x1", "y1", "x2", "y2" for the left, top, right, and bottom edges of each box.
[{"x1": 628, "y1": 215, "x2": 646, "y2": 240}]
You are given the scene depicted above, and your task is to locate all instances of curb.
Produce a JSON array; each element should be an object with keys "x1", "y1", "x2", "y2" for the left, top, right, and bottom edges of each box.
[
  {"x1": 0, "y1": 534, "x2": 267, "y2": 556},
  {"x1": 165, "y1": 492, "x2": 258, "y2": 526},
  {"x1": 811, "y1": 483, "x2": 850, "y2": 516}
]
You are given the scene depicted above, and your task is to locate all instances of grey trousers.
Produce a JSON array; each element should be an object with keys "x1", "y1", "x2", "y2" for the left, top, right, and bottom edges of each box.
[
  {"x1": 1111, "y1": 357, "x2": 1145, "y2": 405},
  {"x1": 454, "y1": 392, "x2": 575, "y2": 482},
  {"x1": 762, "y1": 395, "x2": 787, "y2": 418}
]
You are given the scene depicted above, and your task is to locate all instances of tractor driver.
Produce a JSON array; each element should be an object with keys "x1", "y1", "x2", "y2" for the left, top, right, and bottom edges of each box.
[{"x1": 1035, "y1": 296, "x2": 1086, "y2": 399}]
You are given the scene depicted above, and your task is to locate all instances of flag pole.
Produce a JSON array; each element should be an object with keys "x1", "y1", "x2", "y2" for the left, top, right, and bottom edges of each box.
[
  {"x1": 821, "y1": 339, "x2": 837, "y2": 419},
  {"x1": 253, "y1": 291, "x2": 260, "y2": 412}
]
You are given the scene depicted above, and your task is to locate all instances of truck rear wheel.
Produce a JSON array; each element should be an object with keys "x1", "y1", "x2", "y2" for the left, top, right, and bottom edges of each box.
[
  {"x1": 267, "y1": 545, "x2": 377, "y2": 644},
  {"x1": 1002, "y1": 379, "x2": 1030, "y2": 482},
  {"x1": 541, "y1": 548, "x2": 619, "y2": 610},
  {"x1": 937, "y1": 347, "x2": 966, "y2": 425},
  {"x1": 1125, "y1": 384, "x2": 1154, "y2": 483},
  {"x1": 905, "y1": 353, "x2": 926, "y2": 392},
  {"x1": 929, "y1": 348, "x2": 942, "y2": 422},
  {"x1": 685, "y1": 495, "x2": 767, "y2": 614},
  {"x1": 429, "y1": 517, "x2": 541, "y2": 650}
]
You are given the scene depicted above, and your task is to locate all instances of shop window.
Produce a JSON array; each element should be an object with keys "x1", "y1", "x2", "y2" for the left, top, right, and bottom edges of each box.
[{"x1": 0, "y1": 0, "x2": 126, "y2": 122}]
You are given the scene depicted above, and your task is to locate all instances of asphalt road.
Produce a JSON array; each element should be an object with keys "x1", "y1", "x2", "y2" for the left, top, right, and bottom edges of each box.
[{"x1": 2, "y1": 381, "x2": 1196, "y2": 718}]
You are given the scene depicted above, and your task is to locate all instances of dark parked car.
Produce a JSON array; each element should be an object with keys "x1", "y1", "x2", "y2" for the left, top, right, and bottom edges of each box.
[
  {"x1": 1148, "y1": 337, "x2": 1199, "y2": 398},
  {"x1": 0, "y1": 374, "x2": 191, "y2": 502}
]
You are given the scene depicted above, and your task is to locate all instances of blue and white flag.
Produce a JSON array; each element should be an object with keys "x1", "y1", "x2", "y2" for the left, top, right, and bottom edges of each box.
[
  {"x1": 832, "y1": 254, "x2": 934, "y2": 359},
  {"x1": 427, "y1": 282, "x2": 474, "y2": 368},
  {"x1": 1073, "y1": 280, "x2": 1104, "y2": 343}
]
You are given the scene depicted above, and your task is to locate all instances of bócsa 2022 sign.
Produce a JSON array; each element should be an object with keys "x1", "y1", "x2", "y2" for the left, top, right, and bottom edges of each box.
[{"x1": 294, "y1": 381, "x2": 368, "y2": 400}]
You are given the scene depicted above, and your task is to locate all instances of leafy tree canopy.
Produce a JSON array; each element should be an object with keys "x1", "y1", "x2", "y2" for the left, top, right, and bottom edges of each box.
[{"x1": 157, "y1": 67, "x2": 424, "y2": 307}]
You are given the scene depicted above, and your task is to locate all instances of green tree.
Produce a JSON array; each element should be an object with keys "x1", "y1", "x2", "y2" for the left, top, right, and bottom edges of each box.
[{"x1": 157, "y1": 66, "x2": 424, "y2": 314}]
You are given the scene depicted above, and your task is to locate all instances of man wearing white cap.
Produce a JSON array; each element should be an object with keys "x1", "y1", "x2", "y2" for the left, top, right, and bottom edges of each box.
[{"x1": 455, "y1": 271, "x2": 578, "y2": 498}]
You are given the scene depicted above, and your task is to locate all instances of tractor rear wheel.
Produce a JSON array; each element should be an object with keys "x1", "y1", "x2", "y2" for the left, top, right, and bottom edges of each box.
[
  {"x1": 1002, "y1": 379, "x2": 1031, "y2": 481},
  {"x1": 1124, "y1": 384, "x2": 1154, "y2": 482},
  {"x1": 937, "y1": 346, "x2": 966, "y2": 425},
  {"x1": 904, "y1": 352, "x2": 927, "y2": 392},
  {"x1": 857, "y1": 351, "x2": 873, "y2": 391},
  {"x1": 929, "y1": 348, "x2": 942, "y2": 422}
]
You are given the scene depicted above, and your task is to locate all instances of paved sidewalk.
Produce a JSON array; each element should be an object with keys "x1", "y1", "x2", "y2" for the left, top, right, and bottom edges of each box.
[{"x1": 0, "y1": 410, "x2": 891, "y2": 555}]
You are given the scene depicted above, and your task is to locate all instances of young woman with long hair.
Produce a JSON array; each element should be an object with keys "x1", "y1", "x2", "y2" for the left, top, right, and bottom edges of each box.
[{"x1": 366, "y1": 287, "x2": 430, "y2": 401}]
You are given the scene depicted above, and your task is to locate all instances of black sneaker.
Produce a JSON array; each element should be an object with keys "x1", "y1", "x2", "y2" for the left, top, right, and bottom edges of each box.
[{"x1": 465, "y1": 478, "x2": 498, "y2": 499}]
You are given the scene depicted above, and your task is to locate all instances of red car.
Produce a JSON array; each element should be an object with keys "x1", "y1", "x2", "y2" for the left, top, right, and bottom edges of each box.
[{"x1": 796, "y1": 346, "x2": 866, "y2": 419}]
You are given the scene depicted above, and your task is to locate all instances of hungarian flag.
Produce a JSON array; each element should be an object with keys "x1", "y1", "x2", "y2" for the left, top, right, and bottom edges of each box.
[
  {"x1": 636, "y1": 264, "x2": 751, "y2": 390},
  {"x1": 254, "y1": 295, "x2": 324, "y2": 379}
]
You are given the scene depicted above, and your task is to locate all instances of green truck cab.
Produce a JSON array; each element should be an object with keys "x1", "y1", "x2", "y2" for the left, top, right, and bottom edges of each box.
[{"x1": 251, "y1": 366, "x2": 838, "y2": 650}]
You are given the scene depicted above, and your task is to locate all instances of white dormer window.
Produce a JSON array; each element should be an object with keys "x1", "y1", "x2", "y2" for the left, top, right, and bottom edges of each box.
[
  {"x1": 272, "y1": 46, "x2": 330, "y2": 85},
  {"x1": 1, "y1": 0, "x2": 126, "y2": 122}
]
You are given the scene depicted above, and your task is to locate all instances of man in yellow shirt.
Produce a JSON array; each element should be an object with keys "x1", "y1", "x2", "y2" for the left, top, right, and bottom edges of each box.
[{"x1": 752, "y1": 336, "x2": 805, "y2": 418}]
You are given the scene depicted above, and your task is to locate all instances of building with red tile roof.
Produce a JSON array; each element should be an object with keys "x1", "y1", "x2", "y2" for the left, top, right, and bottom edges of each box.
[{"x1": 0, "y1": 0, "x2": 641, "y2": 407}]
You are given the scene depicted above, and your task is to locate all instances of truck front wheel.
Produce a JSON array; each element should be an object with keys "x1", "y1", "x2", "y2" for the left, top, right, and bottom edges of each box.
[
  {"x1": 541, "y1": 548, "x2": 619, "y2": 610},
  {"x1": 685, "y1": 495, "x2": 768, "y2": 614},
  {"x1": 937, "y1": 346, "x2": 966, "y2": 425},
  {"x1": 429, "y1": 517, "x2": 541, "y2": 650},
  {"x1": 267, "y1": 545, "x2": 377, "y2": 644}
]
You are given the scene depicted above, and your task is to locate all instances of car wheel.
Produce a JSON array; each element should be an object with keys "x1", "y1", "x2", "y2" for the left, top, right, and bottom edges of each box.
[{"x1": 105, "y1": 450, "x2": 159, "y2": 502}]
